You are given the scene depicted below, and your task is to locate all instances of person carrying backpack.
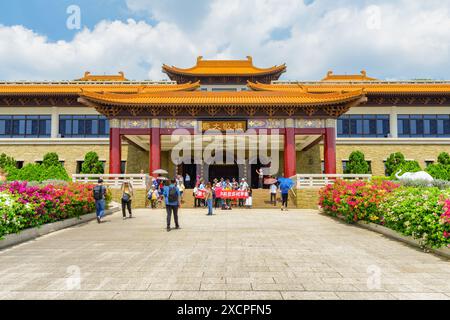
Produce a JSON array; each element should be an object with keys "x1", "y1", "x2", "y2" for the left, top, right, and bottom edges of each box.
[
  {"x1": 93, "y1": 178, "x2": 106, "y2": 223},
  {"x1": 121, "y1": 181, "x2": 134, "y2": 219},
  {"x1": 147, "y1": 185, "x2": 159, "y2": 209},
  {"x1": 163, "y1": 178, "x2": 181, "y2": 232}
]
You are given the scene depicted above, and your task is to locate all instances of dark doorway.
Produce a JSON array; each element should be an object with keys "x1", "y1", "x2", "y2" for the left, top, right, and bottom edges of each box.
[
  {"x1": 181, "y1": 163, "x2": 196, "y2": 188},
  {"x1": 209, "y1": 164, "x2": 239, "y2": 182}
]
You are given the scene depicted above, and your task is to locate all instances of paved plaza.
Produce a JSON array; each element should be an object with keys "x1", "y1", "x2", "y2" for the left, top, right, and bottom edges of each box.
[{"x1": 0, "y1": 208, "x2": 449, "y2": 300}]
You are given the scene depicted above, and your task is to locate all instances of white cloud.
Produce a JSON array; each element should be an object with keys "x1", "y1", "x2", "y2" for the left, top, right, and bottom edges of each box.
[{"x1": 0, "y1": 0, "x2": 449, "y2": 81}]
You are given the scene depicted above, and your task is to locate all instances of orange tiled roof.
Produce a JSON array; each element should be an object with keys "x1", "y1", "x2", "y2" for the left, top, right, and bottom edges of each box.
[
  {"x1": 0, "y1": 81, "x2": 200, "y2": 95},
  {"x1": 162, "y1": 56, "x2": 286, "y2": 77},
  {"x1": 247, "y1": 81, "x2": 450, "y2": 94},
  {"x1": 76, "y1": 71, "x2": 128, "y2": 81},
  {"x1": 321, "y1": 70, "x2": 377, "y2": 81},
  {"x1": 79, "y1": 88, "x2": 365, "y2": 106}
]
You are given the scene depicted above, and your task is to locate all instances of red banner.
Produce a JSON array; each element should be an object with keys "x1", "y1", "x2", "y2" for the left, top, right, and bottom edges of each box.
[
  {"x1": 215, "y1": 188, "x2": 249, "y2": 199},
  {"x1": 194, "y1": 188, "x2": 249, "y2": 199},
  {"x1": 195, "y1": 189, "x2": 206, "y2": 199}
]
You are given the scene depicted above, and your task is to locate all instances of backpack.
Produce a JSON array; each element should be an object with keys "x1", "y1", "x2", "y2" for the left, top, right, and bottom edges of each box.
[
  {"x1": 168, "y1": 186, "x2": 178, "y2": 203},
  {"x1": 93, "y1": 185, "x2": 104, "y2": 201}
]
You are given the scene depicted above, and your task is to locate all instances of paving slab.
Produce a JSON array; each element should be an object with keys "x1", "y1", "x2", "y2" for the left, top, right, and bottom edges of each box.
[{"x1": 0, "y1": 208, "x2": 449, "y2": 300}]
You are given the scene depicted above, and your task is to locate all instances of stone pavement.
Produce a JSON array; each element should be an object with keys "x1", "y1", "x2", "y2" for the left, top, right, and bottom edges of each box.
[{"x1": 0, "y1": 208, "x2": 449, "y2": 300}]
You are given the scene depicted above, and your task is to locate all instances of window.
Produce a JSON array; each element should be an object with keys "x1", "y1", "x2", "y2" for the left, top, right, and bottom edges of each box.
[
  {"x1": 337, "y1": 115, "x2": 390, "y2": 137},
  {"x1": 342, "y1": 160, "x2": 348, "y2": 172},
  {"x1": 59, "y1": 115, "x2": 109, "y2": 137},
  {"x1": 398, "y1": 114, "x2": 450, "y2": 137},
  {"x1": 121, "y1": 161, "x2": 126, "y2": 174},
  {"x1": 211, "y1": 88, "x2": 238, "y2": 92},
  {"x1": 15, "y1": 161, "x2": 24, "y2": 169},
  {"x1": 0, "y1": 115, "x2": 51, "y2": 138},
  {"x1": 425, "y1": 160, "x2": 435, "y2": 167}
]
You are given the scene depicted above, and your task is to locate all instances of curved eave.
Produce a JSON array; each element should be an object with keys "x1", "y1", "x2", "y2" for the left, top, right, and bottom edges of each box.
[
  {"x1": 247, "y1": 82, "x2": 450, "y2": 95},
  {"x1": 0, "y1": 81, "x2": 200, "y2": 96},
  {"x1": 78, "y1": 89, "x2": 365, "y2": 108},
  {"x1": 162, "y1": 64, "x2": 287, "y2": 78}
]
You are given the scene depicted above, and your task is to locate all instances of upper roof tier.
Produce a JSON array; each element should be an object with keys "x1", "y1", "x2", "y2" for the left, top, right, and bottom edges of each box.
[
  {"x1": 76, "y1": 71, "x2": 129, "y2": 82},
  {"x1": 321, "y1": 70, "x2": 377, "y2": 82},
  {"x1": 162, "y1": 56, "x2": 286, "y2": 84}
]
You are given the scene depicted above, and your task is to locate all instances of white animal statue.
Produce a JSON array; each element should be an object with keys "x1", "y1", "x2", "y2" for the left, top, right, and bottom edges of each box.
[{"x1": 395, "y1": 169, "x2": 434, "y2": 186}]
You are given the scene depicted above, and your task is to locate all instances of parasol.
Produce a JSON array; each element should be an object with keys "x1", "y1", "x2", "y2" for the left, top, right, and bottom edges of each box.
[{"x1": 153, "y1": 169, "x2": 168, "y2": 175}]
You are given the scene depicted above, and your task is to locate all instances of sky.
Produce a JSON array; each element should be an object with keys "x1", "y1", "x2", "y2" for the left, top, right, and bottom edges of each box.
[{"x1": 0, "y1": 0, "x2": 449, "y2": 81}]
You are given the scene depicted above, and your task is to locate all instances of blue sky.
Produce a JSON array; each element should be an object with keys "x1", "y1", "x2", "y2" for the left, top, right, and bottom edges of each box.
[{"x1": 0, "y1": 0, "x2": 449, "y2": 81}]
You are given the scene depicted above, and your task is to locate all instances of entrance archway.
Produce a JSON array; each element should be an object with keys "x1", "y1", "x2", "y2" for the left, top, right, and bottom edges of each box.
[{"x1": 209, "y1": 164, "x2": 239, "y2": 182}]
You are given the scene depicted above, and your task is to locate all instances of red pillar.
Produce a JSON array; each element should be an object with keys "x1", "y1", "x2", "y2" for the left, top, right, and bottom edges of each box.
[
  {"x1": 149, "y1": 127, "x2": 161, "y2": 176},
  {"x1": 109, "y1": 128, "x2": 121, "y2": 174},
  {"x1": 324, "y1": 127, "x2": 337, "y2": 174},
  {"x1": 284, "y1": 127, "x2": 296, "y2": 177}
]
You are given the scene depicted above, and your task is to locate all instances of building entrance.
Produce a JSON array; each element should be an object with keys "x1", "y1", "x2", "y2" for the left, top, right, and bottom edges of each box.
[{"x1": 209, "y1": 164, "x2": 239, "y2": 182}]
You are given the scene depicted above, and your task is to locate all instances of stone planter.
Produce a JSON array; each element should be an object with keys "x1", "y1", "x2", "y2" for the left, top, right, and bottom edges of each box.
[{"x1": 0, "y1": 202, "x2": 120, "y2": 250}]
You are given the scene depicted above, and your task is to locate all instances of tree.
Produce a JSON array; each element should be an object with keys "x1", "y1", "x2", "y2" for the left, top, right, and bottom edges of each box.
[
  {"x1": 437, "y1": 152, "x2": 450, "y2": 165},
  {"x1": 344, "y1": 151, "x2": 370, "y2": 174},
  {"x1": 42, "y1": 152, "x2": 60, "y2": 168},
  {"x1": 0, "y1": 153, "x2": 16, "y2": 169},
  {"x1": 384, "y1": 152, "x2": 405, "y2": 176},
  {"x1": 81, "y1": 151, "x2": 104, "y2": 174}
]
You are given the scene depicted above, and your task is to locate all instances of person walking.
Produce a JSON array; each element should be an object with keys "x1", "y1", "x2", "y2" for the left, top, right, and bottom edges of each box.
[
  {"x1": 270, "y1": 183, "x2": 278, "y2": 206},
  {"x1": 93, "y1": 178, "x2": 107, "y2": 223},
  {"x1": 280, "y1": 182, "x2": 290, "y2": 212},
  {"x1": 163, "y1": 178, "x2": 181, "y2": 232},
  {"x1": 121, "y1": 181, "x2": 134, "y2": 219},
  {"x1": 148, "y1": 185, "x2": 159, "y2": 209},
  {"x1": 205, "y1": 183, "x2": 214, "y2": 216}
]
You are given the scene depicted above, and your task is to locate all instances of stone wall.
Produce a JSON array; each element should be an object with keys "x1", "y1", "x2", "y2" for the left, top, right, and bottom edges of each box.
[
  {"x1": 321, "y1": 144, "x2": 450, "y2": 176},
  {"x1": 293, "y1": 188, "x2": 321, "y2": 210},
  {"x1": 110, "y1": 187, "x2": 148, "y2": 210}
]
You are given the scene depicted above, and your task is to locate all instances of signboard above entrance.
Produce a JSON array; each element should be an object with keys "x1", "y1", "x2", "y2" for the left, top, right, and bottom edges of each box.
[{"x1": 201, "y1": 121, "x2": 247, "y2": 132}]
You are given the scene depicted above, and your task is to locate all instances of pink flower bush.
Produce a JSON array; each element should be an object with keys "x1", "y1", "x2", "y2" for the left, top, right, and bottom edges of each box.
[
  {"x1": 0, "y1": 182, "x2": 98, "y2": 237},
  {"x1": 319, "y1": 179, "x2": 399, "y2": 223}
]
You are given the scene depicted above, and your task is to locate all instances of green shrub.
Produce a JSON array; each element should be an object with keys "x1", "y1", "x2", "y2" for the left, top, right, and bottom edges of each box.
[
  {"x1": 385, "y1": 152, "x2": 405, "y2": 176},
  {"x1": 344, "y1": 151, "x2": 370, "y2": 174},
  {"x1": 0, "y1": 153, "x2": 16, "y2": 169},
  {"x1": 6, "y1": 163, "x2": 69, "y2": 182},
  {"x1": 81, "y1": 151, "x2": 104, "y2": 174},
  {"x1": 438, "y1": 152, "x2": 450, "y2": 165},
  {"x1": 426, "y1": 163, "x2": 450, "y2": 180},
  {"x1": 380, "y1": 187, "x2": 450, "y2": 249},
  {"x1": 42, "y1": 152, "x2": 60, "y2": 168}
]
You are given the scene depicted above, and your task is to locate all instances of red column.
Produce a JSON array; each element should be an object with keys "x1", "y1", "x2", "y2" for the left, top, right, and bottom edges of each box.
[
  {"x1": 109, "y1": 128, "x2": 121, "y2": 174},
  {"x1": 149, "y1": 127, "x2": 161, "y2": 176},
  {"x1": 284, "y1": 127, "x2": 296, "y2": 177},
  {"x1": 324, "y1": 127, "x2": 337, "y2": 174}
]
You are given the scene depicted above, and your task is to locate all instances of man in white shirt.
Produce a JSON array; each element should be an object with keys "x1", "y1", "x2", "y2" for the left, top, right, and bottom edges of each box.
[{"x1": 270, "y1": 183, "x2": 278, "y2": 206}]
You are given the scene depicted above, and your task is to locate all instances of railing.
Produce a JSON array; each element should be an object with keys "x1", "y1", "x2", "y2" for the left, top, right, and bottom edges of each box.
[
  {"x1": 72, "y1": 174, "x2": 148, "y2": 189},
  {"x1": 291, "y1": 174, "x2": 372, "y2": 188}
]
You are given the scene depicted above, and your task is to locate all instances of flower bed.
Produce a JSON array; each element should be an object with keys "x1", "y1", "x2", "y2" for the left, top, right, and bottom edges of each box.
[
  {"x1": 319, "y1": 179, "x2": 450, "y2": 249},
  {"x1": 0, "y1": 182, "x2": 98, "y2": 238}
]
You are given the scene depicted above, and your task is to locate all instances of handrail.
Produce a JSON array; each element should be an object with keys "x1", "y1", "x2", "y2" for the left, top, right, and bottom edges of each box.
[
  {"x1": 291, "y1": 174, "x2": 372, "y2": 188},
  {"x1": 72, "y1": 174, "x2": 149, "y2": 189}
]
